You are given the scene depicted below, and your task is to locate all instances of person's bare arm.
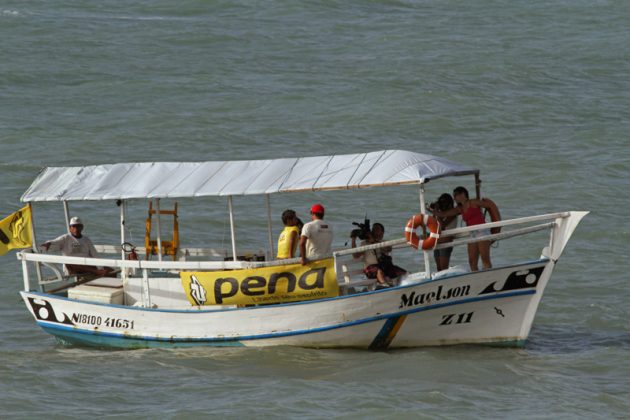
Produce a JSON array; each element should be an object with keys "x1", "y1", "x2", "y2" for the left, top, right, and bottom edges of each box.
[
  {"x1": 41, "y1": 235, "x2": 65, "y2": 252},
  {"x1": 469, "y1": 198, "x2": 488, "y2": 208},
  {"x1": 299, "y1": 235, "x2": 308, "y2": 265},
  {"x1": 432, "y1": 206, "x2": 461, "y2": 218},
  {"x1": 351, "y1": 236, "x2": 363, "y2": 259}
]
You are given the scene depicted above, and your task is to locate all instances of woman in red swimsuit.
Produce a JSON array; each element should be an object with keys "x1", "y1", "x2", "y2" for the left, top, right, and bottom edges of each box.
[{"x1": 431, "y1": 186, "x2": 494, "y2": 271}]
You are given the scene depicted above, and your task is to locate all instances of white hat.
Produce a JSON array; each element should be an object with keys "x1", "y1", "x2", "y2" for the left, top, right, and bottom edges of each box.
[{"x1": 69, "y1": 217, "x2": 83, "y2": 226}]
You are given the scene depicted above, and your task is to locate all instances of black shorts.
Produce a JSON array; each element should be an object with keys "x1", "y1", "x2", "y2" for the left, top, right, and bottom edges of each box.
[{"x1": 364, "y1": 263, "x2": 406, "y2": 279}]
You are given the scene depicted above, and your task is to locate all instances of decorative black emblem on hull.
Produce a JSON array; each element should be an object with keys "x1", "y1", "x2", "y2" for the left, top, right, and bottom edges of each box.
[
  {"x1": 27, "y1": 298, "x2": 74, "y2": 325},
  {"x1": 479, "y1": 266, "x2": 545, "y2": 295}
]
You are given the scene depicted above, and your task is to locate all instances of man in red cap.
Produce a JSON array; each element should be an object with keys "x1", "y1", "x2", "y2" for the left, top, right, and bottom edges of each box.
[{"x1": 300, "y1": 203, "x2": 333, "y2": 265}]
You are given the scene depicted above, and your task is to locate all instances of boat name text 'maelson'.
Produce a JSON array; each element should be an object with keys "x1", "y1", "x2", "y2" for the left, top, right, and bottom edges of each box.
[{"x1": 399, "y1": 284, "x2": 471, "y2": 309}]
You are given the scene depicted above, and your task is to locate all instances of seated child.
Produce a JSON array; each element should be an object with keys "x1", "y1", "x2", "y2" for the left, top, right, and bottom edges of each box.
[{"x1": 352, "y1": 223, "x2": 406, "y2": 288}]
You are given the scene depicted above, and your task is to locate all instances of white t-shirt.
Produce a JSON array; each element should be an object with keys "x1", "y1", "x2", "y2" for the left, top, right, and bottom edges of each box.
[
  {"x1": 47, "y1": 233, "x2": 99, "y2": 258},
  {"x1": 360, "y1": 240, "x2": 381, "y2": 267},
  {"x1": 301, "y1": 219, "x2": 333, "y2": 259}
]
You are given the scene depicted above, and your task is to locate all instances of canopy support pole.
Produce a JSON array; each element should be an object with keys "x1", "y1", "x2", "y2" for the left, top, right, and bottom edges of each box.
[
  {"x1": 28, "y1": 203, "x2": 43, "y2": 290},
  {"x1": 155, "y1": 199, "x2": 163, "y2": 262},
  {"x1": 21, "y1": 258, "x2": 31, "y2": 292},
  {"x1": 475, "y1": 173, "x2": 481, "y2": 199},
  {"x1": 119, "y1": 200, "x2": 126, "y2": 262},
  {"x1": 141, "y1": 268, "x2": 152, "y2": 308},
  {"x1": 265, "y1": 194, "x2": 274, "y2": 260},
  {"x1": 419, "y1": 185, "x2": 431, "y2": 278},
  {"x1": 62, "y1": 201, "x2": 70, "y2": 233},
  {"x1": 228, "y1": 196, "x2": 238, "y2": 262}
]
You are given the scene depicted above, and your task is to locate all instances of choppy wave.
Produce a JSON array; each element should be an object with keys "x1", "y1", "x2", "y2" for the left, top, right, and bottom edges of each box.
[{"x1": 1, "y1": 9, "x2": 21, "y2": 17}]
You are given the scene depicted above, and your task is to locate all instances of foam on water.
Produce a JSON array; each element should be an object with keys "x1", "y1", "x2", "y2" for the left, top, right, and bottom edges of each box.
[{"x1": 1, "y1": 9, "x2": 21, "y2": 17}]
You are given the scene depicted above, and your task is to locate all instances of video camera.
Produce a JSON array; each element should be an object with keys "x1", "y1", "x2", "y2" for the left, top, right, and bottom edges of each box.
[{"x1": 350, "y1": 218, "x2": 371, "y2": 240}]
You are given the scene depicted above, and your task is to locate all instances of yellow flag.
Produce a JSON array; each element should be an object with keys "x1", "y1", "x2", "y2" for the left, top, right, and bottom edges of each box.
[
  {"x1": 0, "y1": 205, "x2": 33, "y2": 256},
  {"x1": 180, "y1": 258, "x2": 339, "y2": 306}
]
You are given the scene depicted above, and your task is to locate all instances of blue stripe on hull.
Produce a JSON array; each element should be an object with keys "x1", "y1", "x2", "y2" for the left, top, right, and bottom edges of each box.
[
  {"x1": 41, "y1": 325, "x2": 245, "y2": 348},
  {"x1": 43, "y1": 324, "x2": 527, "y2": 349},
  {"x1": 369, "y1": 315, "x2": 407, "y2": 351},
  {"x1": 488, "y1": 339, "x2": 527, "y2": 348}
]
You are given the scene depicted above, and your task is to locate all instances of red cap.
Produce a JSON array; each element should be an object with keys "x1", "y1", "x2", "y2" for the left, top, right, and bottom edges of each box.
[{"x1": 310, "y1": 203, "x2": 325, "y2": 214}]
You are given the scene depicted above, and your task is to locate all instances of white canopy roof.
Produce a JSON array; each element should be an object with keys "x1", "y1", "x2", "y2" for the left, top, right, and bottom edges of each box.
[{"x1": 21, "y1": 150, "x2": 478, "y2": 202}]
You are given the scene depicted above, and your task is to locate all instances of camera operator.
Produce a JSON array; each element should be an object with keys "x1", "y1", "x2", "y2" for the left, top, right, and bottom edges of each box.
[{"x1": 351, "y1": 223, "x2": 405, "y2": 288}]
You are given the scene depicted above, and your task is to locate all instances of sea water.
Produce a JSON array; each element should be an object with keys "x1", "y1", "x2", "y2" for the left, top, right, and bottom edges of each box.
[{"x1": 1, "y1": 0, "x2": 629, "y2": 417}]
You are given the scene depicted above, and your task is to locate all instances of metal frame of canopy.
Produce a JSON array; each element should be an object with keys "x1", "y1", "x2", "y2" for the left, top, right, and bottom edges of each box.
[
  {"x1": 20, "y1": 150, "x2": 481, "y2": 276},
  {"x1": 54, "y1": 193, "x2": 278, "y2": 264}
]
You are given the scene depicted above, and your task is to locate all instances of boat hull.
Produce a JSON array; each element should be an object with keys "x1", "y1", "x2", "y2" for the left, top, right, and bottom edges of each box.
[{"x1": 21, "y1": 259, "x2": 554, "y2": 349}]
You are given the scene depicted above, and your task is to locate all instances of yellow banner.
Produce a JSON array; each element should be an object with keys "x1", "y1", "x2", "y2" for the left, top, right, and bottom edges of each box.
[
  {"x1": 180, "y1": 258, "x2": 339, "y2": 306},
  {"x1": 0, "y1": 205, "x2": 33, "y2": 256}
]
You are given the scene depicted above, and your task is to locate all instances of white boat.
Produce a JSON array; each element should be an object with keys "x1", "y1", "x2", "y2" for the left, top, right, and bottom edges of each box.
[{"x1": 16, "y1": 150, "x2": 586, "y2": 349}]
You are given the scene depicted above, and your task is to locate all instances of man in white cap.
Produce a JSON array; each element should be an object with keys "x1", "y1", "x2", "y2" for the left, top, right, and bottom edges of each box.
[{"x1": 42, "y1": 217, "x2": 111, "y2": 277}]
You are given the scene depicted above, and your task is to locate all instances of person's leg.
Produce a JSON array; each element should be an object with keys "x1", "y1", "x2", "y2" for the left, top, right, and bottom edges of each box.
[
  {"x1": 444, "y1": 247, "x2": 453, "y2": 269},
  {"x1": 65, "y1": 264, "x2": 84, "y2": 276},
  {"x1": 383, "y1": 265, "x2": 405, "y2": 286},
  {"x1": 435, "y1": 247, "x2": 452, "y2": 271},
  {"x1": 436, "y1": 256, "x2": 446, "y2": 271},
  {"x1": 376, "y1": 268, "x2": 388, "y2": 285},
  {"x1": 66, "y1": 264, "x2": 108, "y2": 277},
  {"x1": 479, "y1": 240, "x2": 492, "y2": 269},
  {"x1": 433, "y1": 249, "x2": 443, "y2": 271},
  {"x1": 467, "y1": 243, "x2": 479, "y2": 271},
  {"x1": 364, "y1": 265, "x2": 378, "y2": 280}
]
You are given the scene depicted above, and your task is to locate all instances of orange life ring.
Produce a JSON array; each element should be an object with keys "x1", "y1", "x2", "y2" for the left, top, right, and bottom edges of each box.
[
  {"x1": 483, "y1": 198, "x2": 501, "y2": 234},
  {"x1": 405, "y1": 214, "x2": 440, "y2": 250}
]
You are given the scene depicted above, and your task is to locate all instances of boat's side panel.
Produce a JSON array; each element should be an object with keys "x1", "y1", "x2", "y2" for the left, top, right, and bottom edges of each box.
[
  {"x1": 391, "y1": 292, "x2": 535, "y2": 347},
  {"x1": 516, "y1": 261, "x2": 555, "y2": 339},
  {"x1": 392, "y1": 261, "x2": 555, "y2": 348},
  {"x1": 240, "y1": 266, "x2": 547, "y2": 349},
  {"x1": 20, "y1": 259, "x2": 553, "y2": 349}
]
